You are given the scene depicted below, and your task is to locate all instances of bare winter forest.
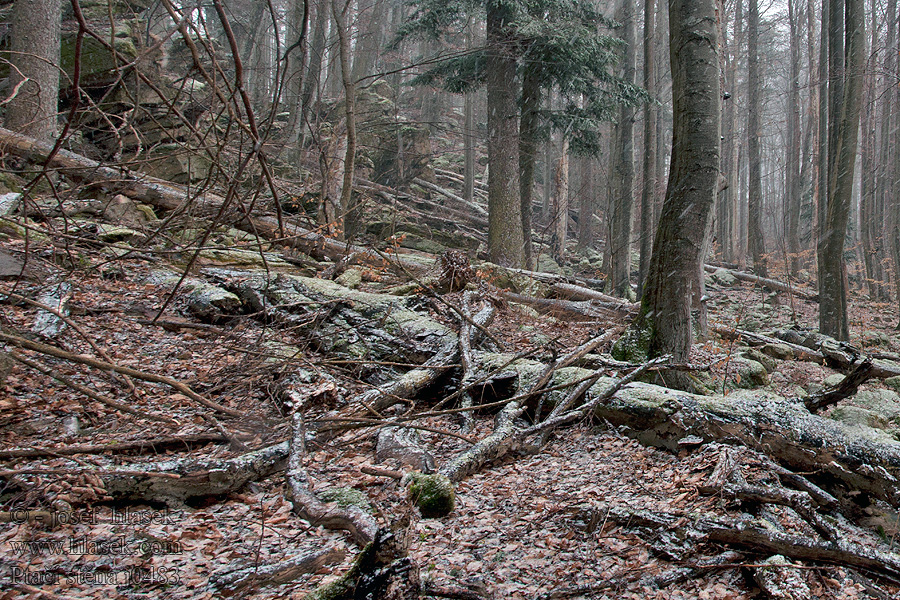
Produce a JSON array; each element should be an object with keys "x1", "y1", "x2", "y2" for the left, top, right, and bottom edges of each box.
[{"x1": 1, "y1": 0, "x2": 900, "y2": 598}]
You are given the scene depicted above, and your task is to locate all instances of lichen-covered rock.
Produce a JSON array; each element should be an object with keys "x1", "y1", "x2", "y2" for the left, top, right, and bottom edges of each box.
[
  {"x1": 885, "y1": 376, "x2": 900, "y2": 393},
  {"x1": 851, "y1": 389, "x2": 900, "y2": 423},
  {"x1": 145, "y1": 269, "x2": 241, "y2": 321},
  {"x1": 760, "y1": 343, "x2": 794, "y2": 361},
  {"x1": 829, "y1": 405, "x2": 891, "y2": 430},
  {"x1": 318, "y1": 487, "x2": 372, "y2": 512},
  {"x1": 611, "y1": 323, "x2": 653, "y2": 363},
  {"x1": 861, "y1": 330, "x2": 891, "y2": 348},
  {"x1": 727, "y1": 357, "x2": 769, "y2": 388},
  {"x1": 335, "y1": 268, "x2": 364, "y2": 289},
  {"x1": 739, "y1": 349, "x2": 776, "y2": 373},
  {"x1": 405, "y1": 472, "x2": 455, "y2": 518},
  {"x1": 710, "y1": 268, "x2": 738, "y2": 287},
  {"x1": 823, "y1": 373, "x2": 845, "y2": 387}
]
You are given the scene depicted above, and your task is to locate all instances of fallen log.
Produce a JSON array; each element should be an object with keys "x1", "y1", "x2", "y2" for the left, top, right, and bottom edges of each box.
[
  {"x1": 0, "y1": 126, "x2": 432, "y2": 273},
  {"x1": 502, "y1": 290, "x2": 632, "y2": 320},
  {"x1": 211, "y1": 546, "x2": 345, "y2": 594},
  {"x1": 97, "y1": 441, "x2": 290, "y2": 505},
  {"x1": 710, "y1": 324, "x2": 825, "y2": 362},
  {"x1": 0, "y1": 434, "x2": 229, "y2": 459},
  {"x1": 703, "y1": 264, "x2": 818, "y2": 300},
  {"x1": 549, "y1": 282, "x2": 637, "y2": 306},
  {"x1": 286, "y1": 411, "x2": 378, "y2": 547},
  {"x1": 772, "y1": 328, "x2": 900, "y2": 379}
]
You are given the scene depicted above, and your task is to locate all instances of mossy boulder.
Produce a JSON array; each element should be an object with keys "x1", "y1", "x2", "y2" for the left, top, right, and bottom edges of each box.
[
  {"x1": 611, "y1": 323, "x2": 652, "y2": 363},
  {"x1": 710, "y1": 268, "x2": 738, "y2": 287},
  {"x1": 851, "y1": 389, "x2": 900, "y2": 423},
  {"x1": 728, "y1": 357, "x2": 769, "y2": 388},
  {"x1": 739, "y1": 349, "x2": 776, "y2": 373},
  {"x1": 406, "y1": 472, "x2": 455, "y2": 518},
  {"x1": 830, "y1": 406, "x2": 890, "y2": 430}
]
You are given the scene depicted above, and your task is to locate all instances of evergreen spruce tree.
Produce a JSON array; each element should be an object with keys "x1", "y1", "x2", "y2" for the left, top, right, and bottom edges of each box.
[{"x1": 397, "y1": 0, "x2": 646, "y2": 267}]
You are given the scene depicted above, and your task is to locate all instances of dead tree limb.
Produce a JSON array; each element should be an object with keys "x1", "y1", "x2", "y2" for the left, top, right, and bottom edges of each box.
[
  {"x1": 804, "y1": 358, "x2": 876, "y2": 412},
  {"x1": 0, "y1": 330, "x2": 239, "y2": 416},
  {"x1": 286, "y1": 410, "x2": 378, "y2": 546},
  {"x1": 0, "y1": 434, "x2": 228, "y2": 459}
]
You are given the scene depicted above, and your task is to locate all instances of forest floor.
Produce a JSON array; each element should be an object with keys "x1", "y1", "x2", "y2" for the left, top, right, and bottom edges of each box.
[{"x1": 1, "y1": 231, "x2": 899, "y2": 600}]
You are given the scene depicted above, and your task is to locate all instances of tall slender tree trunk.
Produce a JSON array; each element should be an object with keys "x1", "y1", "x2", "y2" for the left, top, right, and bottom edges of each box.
[
  {"x1": 552, "y1": 137, "x2": 570, "y2": 264},
  {"x1": 519, "y1": 65, "x2": 541, "y2": 270},
  {"x1": 747, "y1": 0, "x2": 767, "y2": 277},
  {"x1": 350, "y1": 0, "x2": 388, "y2": 83},
  {"x1": 786, "y1": 0, "x2": 802, "y2": 276},
  {"x1": 486, "y1": 1, "x2": 524, "y2": 267},
  {"x1": 298, "y1": 0, "x2": 328, "y2": 147},
  {"x1": 818, "y1": 0, "x2": 865, "y2": 340},
  {"x1": 5, "y1": 0, "x2": 61, "y2": 143},
  {"x1": 638, "y1": 0, "x2": 657, "y2": 294},
  {"x1": 638, "y1": 0, "x2": 720, "y2": 366},
  {"x1": 608, "y1": 0, "x2": 637, "y2": 297},
  {"x1": 464, "y1": 21, "x2": 476, "y2": 206},
  {"x1": 332, "y1": 0, "x2": 359, "y2": 239},
  {"x1": 880, "y1": 0, "x2": 899, "y2": 315},
  {"x1": 283, "y1": 0, "x2": 309, "y2": 152}
]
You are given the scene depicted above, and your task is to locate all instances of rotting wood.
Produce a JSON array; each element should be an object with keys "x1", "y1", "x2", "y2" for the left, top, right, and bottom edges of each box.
[
  {"x1": 710, "y1": 324, "x2": 825, "y2": 362},
  {"x1": 772, "y1": 328, "x2": 900, "y2": 379},
  {"x1": 96, "y1": 441, "x2": 290, "y2": 505},
  {"x1": 0, "y1": 126, "x2": 432, "y2": 273},
  {"x1": 211, "y1": 546, "x2": 346, "y2": 593},
  {"x1": 411, "y1": 176, "x2": 489, "y2": 218},
  {"x1": 804, "y1": 358, "x2": 875, "y2": 411},
  {"x1": 549, "y1": 282, "x2": 640, "y2": 311}
]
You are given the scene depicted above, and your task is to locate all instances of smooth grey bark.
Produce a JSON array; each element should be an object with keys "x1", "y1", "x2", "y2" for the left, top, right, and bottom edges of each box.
[
  {"x1": 637, "y1": 0, "x2": 720, "y2": 365},
  {"x1": 464, "y1": 21, "x2": 476, "y2": 206},
  {"x1": 818, "y1": 0, "x2": 865, "y2": 341},
  {"x1": 637, "y1": 0, "x2": 657, "y2": 294},
  {"x1": 519, "y1": 65, "x2": 541, "y2": 270},
  {"x1": 786, "y1": 0, "x2": 802, "y2": 277},
  {"x1": 350, "y1": 0, "x2": 389, "y2": 84},
  {"x1": 332, "y1": 0, "x2": 359, "y2": 239},
  {"x1": 577, "y1": 156, "x2": 595, "y2": 250},
  {"x1": 607, "y1": 0, "x2": 637, "y2": 297},
  {"x1": 552, "y1": 137, "x2": 569, "y2": 263},
  {"x1": 746, "y1": 0, "x2": 767, "y2": 277},
  {"x1": 881, "y1": 0, "x2": 899, "y2": 320},
  {"x1": 486, "y1": 1, "x2": 525, "y2": 267},
  {"x1": 5, "y1": 0, "x2": 61, "y2": 142}
]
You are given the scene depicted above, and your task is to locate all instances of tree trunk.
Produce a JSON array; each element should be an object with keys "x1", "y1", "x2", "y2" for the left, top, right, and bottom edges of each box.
[
  {"x1": 552, "y1": 137, "x2": 570, "y2": 264},
  {"x1": 638, "y1": 0, "x2": 657, "y2": 295},
  {"x1": 350, "y1": 0, "x2": 388, "y2": 83},
  {"x1": 786, "y1": 0, "x2": 802, "y2": 277},
  {"x1": 637, "y1": 0, "x2": 720, "y2": 365},
  {"x1": 881, "y1": 0, "x2": 899, "y2": 317},
  {"x1": 283, "y1": 0, "x2": 310, "y2": 152},
  {"x1": 5, "y1": 0, "x2": 61, "y2": 142},
  {"x1": 486, "y1": 1, "x2": 524, "y2": 267},
  {"x1": 818, "y1": 0, "x2": 865, "y2": 341},
  {"x1": 607, "y1": 0, "x2": 637, "y2": 298},
  {"x1": 464, "y1": 21, "x2": 477, "y2": 206},
  {"x1": 519, "y1": 65, "x2": 541, "y2": 270},
  {"x1": 331, "y1": 0, "x2": 359, "y2": 239},
  {"x1": 747, "y1": 0, "x2": 767, "y2": 277}
]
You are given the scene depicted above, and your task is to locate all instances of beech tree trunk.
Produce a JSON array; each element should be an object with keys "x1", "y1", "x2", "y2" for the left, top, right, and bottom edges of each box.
[
  {"x1": 747, "y1": 0, "x2": 767, "y2": 277},
  {"x1": 552, "y1": 137, "x2": 570, "y2": 264},
  {"x1": 637, "y1": 0, "x2": 720, "y2": 365},
  {"x1": 818, "y1": 0, "x2": 865, "y2": 341},
  {"x1": 607, "y1": 0, "x2": 637, "y2": 298},
  {"x1": 786, "y1": 0, "x2": 802, "y2": 277},
  {"x1": 331, "y1": 0, "x2": 359, "y2": 239},
  {"x1": 638, "y1": 0, "x2": 657, "y2": 294},
  {"x1": 5, "y1": 0, "x2": 61, "y2": 143},
  {"x1": 519, "y1": 65, "x2": 541, "y2": 270}
]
